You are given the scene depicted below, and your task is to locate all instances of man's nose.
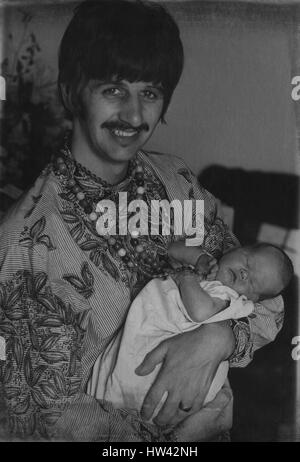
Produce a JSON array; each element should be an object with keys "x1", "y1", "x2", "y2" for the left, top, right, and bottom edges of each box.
[{"x1": 119, "y1": 95, "x2": 143, "y2": 127}]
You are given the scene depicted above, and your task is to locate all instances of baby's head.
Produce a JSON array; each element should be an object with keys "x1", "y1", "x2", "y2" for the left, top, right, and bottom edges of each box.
[{"x1": 216, "y1": 243, "x2": 294, "y2": 302}]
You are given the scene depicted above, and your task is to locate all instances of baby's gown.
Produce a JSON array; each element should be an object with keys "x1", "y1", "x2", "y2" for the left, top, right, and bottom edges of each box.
[{"x1": 87, "y1": 277, "x2": 254, "y2": 419}]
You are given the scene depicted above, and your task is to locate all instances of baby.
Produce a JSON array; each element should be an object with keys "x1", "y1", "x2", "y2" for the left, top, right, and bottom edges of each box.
[{"x1": 87, "y1": 241, "x2": 293, "y2": 422}]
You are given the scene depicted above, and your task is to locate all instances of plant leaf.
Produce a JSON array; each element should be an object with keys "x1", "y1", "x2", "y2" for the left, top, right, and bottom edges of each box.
[
  {"x1": 70, "y1": 222, "x2": 85, "y2": 241},
  {"x1": 34, "y1": 272, "x2": 48, "y2": 293},
  {"x1": 6, "y1": 309, "x2": 24, "y2": 321},
  {"x1": 39, "y1": 382, "x2": 58, "y2": 400},
  {"x1": 19, "y1": 237, "x2": 33, "y2": 248},
  {"x1": 63, "y1": 275, "x2": 85, "y2": 291},
  {"x1": 0, "y1": 284, "x2": 7, "y2": 306},
  {"x1": 54, "y1": 297, "x2": 67, "y2": 319},
  {"x1": 5, "y1": 386, "x2": 21, "y2": 399},
  {"x1": 37, "y1": 235, "x2": 55, "y2": 250},
  {"x1": 0, "y1": 321, "x2": 16, "y2": 335},
  {"x1": 23, "y1": 272, "x2": 34, "y2": 296},
  {"x1": 59, "y1": 192, "x2": 74, "y2": 202},
  {"x1": 28, "y1": 324, "x2": 40, "y2": 351},
  {"x1": 6, "y1": 285, "x2": 23, "y2": 310},
  {"x1": 40, "y1": 334, "x2": 59, "y2": 352},
  {"x1": 177, "y1": 168, "x2": 192, "y2": 183},
  {"x1": 81, "y1": 262, "x2": 94, "y2": 287},
  {"x1": 101, "y1": 253, "x2": 120, "y2": 281},
  {"x1": 68, "y1": 378, "x2": 81, "y2": 396},
  {"x1": 32, "y1": 388, "x2": 48, "y2": 409},
  {"x1": 68, "y1": 352, "x2": 77, "y2": 377},
  {"x1": 90, "y1": 249, "x2": 102, "y2": 267},
  {"x1": 31, "y1": 365, "x2": 48, "y2": 387},
  {"x1": 13, "y1": 395, "x2": 30, "y2": 415},
  {"x1": 61, "y1": 211, "x2": 79, "y2": 224},
  {"x1": 36, "y1": 316, "x2": 63, "y2": 328},
  {"x1": 24, "y1": 349, "x2": 33, "y2": 386},
  {"x1": 3, "y1": 364, "x2": 13, "y2": 383},
  {"x1": 12, "y1": 336, "x2": 23, "y2": 368},
  {"x1": 80, "y1": 240, "x2": 99, "y2": 251},
  {"x1": 40, "y1": 351, "x2": 67, "y2": 364},
  {"x1": 30, "y1": 216, "x2": 46, "y2": 239},
  {"x1": 52, "y1": 370, "x2": 66, "y2": 395},
  {"x1": 37, "y1": 294, "x2": 57, "y2": 313},
  {"x1": 85, "y1": 220, "x2": 98, "y2": 236}
]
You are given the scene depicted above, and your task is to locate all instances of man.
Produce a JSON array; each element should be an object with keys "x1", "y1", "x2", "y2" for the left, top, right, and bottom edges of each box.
[{"x1": 0, "y1": 0, "x2": 283, "y2": 441}]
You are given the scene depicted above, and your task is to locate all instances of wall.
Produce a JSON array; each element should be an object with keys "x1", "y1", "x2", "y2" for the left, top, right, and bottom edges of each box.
[{"x1": 146, "y1": 2, "x2": 298, "y2": 176}]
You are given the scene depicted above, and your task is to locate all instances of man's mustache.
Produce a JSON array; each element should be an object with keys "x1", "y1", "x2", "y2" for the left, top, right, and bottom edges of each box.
[{"x1": 101, "y1": 121, "x2": 149, "y2": 132}]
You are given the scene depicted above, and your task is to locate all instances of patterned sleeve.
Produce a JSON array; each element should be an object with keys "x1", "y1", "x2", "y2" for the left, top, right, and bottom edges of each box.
[
  {"x1": 0, "y1": 244, "x2": 175, "y2": 442},
  {"x1": 229, "y1": 295, "x2": 284, "y2": 368},
  {"x1": 186, "y1": 166, "x2": 285, "y2": 368}
]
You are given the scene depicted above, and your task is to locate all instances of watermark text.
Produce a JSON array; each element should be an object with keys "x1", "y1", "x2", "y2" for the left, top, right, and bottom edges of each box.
[
  {"x1": 0, "y1": 76, "x2": 6, "y2": 101},
  {"x1": 95, "y1": 194, "x2": 204, "y2": 246}
]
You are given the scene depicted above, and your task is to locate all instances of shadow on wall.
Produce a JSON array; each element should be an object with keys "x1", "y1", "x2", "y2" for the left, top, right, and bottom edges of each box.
[
  {"x1": 198, "y1": 164, "x2": 299, "y2": 243},
  {"x1": 199, "y1": 164, "x2": 299, "y2": 441}
]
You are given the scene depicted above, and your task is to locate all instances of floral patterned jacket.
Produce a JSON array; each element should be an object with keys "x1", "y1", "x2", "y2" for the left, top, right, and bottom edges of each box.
[{"x1": 0, "y1": 150, "x2": 284, "y2": 441}]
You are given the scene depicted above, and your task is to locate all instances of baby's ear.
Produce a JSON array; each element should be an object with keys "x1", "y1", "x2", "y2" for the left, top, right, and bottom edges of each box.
[{"x1": 251, "y1": 292, "x2": 260, "y2": 303}]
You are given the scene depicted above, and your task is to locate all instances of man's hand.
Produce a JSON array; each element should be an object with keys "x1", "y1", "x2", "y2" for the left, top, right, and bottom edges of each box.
[
  {"x1": 135, "y1": 322, "x2": 235, "y2": 426},
  {"x1": 175, "y1": 382, "x2": 233, "y2": 442}
]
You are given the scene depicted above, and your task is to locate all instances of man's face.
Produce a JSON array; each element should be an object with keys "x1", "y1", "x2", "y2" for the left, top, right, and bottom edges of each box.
[
  {"x1": 75, "y1": 79, "x2": 164, "y2": 165},
  {"x1": 216, "y1": 247, "x2": 283, "y2": 302}
]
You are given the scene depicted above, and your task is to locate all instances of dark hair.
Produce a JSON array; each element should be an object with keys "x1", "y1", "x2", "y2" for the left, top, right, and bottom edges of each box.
[
  {"x1": 58, "y1": 0, "x2": 184, "y2": 122},
  {"x1": 251, "y1": 242, "x2": 294, "y2": 299}
]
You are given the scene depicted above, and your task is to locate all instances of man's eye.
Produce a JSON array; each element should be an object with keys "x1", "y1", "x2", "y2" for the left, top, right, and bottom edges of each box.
[
  {"x1": 103, "y1": 87, "x2": 123, "y2": 97},
  {"x1": 142, "y1": 90, "x2": 161, "y2": 101}
]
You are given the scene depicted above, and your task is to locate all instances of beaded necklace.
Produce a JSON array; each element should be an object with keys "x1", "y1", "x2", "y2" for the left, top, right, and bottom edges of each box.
[{"x1": 53, "y1": 144, "x2": 182, "y2": 280}]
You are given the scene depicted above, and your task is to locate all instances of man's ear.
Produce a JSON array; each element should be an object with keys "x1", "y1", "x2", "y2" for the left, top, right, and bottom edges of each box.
[
  {"x1": 59, "y1": 82, "x2": 74, "y2": 115},
  {"x1": 60, "y1": 81, "x2": 84, "y2": 119},
  {"x1": 59, "y1": 82, "x2": 68, "y2": 106}
]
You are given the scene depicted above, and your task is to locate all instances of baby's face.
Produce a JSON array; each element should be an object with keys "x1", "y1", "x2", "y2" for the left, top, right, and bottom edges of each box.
[{"x1": 216, "y1": 246, "x2": 284, "y2": 302}]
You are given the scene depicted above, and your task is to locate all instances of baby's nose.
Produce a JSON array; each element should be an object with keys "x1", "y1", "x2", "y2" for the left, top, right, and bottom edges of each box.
[{"x1": 240, "y1": 269, "x2": 248, "y2": 280}]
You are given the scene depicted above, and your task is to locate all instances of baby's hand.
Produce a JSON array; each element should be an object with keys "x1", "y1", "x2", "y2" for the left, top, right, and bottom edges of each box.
[
  {"x1": 206, "y1": 258, "x2": 219, "y2": 281},
  {"x1": 168, "y1": 241, "x2": 205, "y2": 267},
  {"x1": 195, "y1": 254, "x2": 218, "y2": 280}
]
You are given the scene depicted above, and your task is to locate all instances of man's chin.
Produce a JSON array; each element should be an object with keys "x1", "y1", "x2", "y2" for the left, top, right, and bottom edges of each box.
[{"x1": 106, "y1": 146, "x2": 140, "y2": 164}]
